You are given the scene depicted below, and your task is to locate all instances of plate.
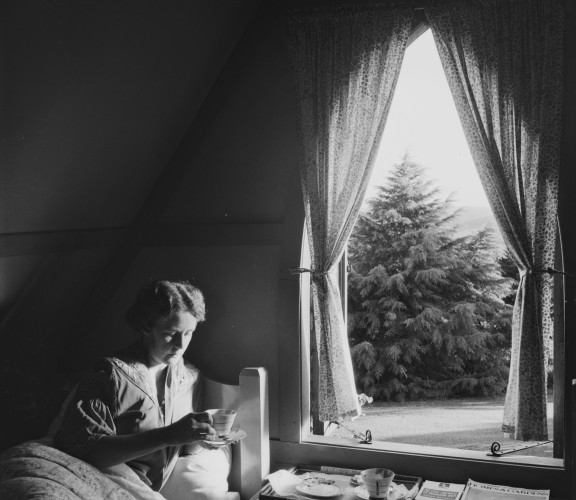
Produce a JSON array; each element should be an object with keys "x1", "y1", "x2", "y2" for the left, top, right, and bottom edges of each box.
[
  {"x1": 202, "y1": 428, "x2": 246, "y2": 446},
  {"x1": 296, "y1": 477, "x2": 341, "y2": 497}
]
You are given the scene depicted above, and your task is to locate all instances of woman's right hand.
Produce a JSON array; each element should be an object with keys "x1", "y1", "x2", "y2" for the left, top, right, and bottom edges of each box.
[{"x1": 167, "y1": 412, "x2": 217, "y2": 445}]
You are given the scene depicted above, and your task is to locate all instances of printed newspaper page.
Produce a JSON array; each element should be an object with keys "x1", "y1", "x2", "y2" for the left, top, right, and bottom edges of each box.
[
  {"x1": 461, "y1": 480, "x2": 550, "y2": 500},
  {"x1": 415, "y1": 481, "x2": 466, "y2": 500}
]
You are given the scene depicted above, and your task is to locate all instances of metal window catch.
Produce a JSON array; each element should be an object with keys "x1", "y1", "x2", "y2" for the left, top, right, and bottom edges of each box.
[
  {"x1": 332, "y1": 421, "x2": 373, "y2": 444},
  {"x1": 359, "y1": 429, "x2": 373, "y2": 444},
  {"x1": 488, "y1": 440, "x2": 552, "y2": 456}
]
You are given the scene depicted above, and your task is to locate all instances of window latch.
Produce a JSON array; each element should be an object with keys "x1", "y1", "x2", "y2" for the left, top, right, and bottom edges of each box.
[
  {"x1": 488, "y1": 440, "x2": 552, "y2": 456},
  {"x1": 331, "y1": 420, "x2": 373, "y2": 444}
]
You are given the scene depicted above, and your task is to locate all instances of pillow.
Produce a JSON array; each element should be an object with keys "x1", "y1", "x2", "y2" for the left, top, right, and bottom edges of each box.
[{"x1": 160, "y1": 446, "x2": 236, "y2": 500}]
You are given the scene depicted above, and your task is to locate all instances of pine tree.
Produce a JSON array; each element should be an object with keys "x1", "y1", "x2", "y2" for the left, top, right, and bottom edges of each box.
[{"x1": 348, "y1": 158, "x2": 513, "y2": 401}]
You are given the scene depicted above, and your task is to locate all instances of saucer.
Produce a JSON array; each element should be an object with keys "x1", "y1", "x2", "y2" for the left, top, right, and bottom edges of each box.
[
  {"x1": 354, "y1": 485, "x2": 388, "y2": 499},
  {"x1": 202, "y1": 428, "x2": 246, "y2": 446}
]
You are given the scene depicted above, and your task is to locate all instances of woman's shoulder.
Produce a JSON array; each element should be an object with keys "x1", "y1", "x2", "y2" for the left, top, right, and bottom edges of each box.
[
  {"x1": 94, "y1": 343, "x2": 149, "y2": 385},
  {"x1": 180, "y1": 359, "x2": 201, "y2": 383}
]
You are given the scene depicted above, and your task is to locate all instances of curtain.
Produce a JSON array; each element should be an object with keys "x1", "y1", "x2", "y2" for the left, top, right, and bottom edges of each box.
[
  {"x1": 287, "y1": 6, "x2": 413, "y2": 421},
  {"x1": 425, "y1": 0, "x2": 564, "y2": 440}
]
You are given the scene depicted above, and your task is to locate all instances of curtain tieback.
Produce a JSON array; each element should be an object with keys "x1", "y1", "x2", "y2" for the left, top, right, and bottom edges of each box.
[
  {"x1": 289, "y1": 267, "x2": 330, "y2": 276},
  {"x1": 523, "y1": 267, "x2": 574, "y2": 278}
]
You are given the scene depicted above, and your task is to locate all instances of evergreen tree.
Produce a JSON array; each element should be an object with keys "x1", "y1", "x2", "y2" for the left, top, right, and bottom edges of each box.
[{"x1": 348, "y1": 158, "x2": 513, "y2": 401}]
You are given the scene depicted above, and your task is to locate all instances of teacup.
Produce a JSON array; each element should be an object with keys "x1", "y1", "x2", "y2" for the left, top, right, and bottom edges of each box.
[
  {"x1": 361, "y1": 468, "x2": 395, "y2": 499},
  {"x1": 206, "y1": 408, "x2": 237, "y2": 437}
]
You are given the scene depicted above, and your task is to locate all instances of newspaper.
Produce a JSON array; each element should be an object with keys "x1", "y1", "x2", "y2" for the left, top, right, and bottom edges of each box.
[
  {"x1": 414, "y1": 480, "x2": 466, "y2": 500},
  {"x1": 461, "y1": 480, "x2": 550, "y2": 500}
]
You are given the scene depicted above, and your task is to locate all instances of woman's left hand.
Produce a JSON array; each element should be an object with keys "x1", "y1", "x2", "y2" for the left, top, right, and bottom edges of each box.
[
  {"x1": 166, "y1": 412, "x2": 217, "y2": 445},
  {"x1": 190, "y1": 411, "x2": 213, "y2": 427},
  {"x1": 190, "y1": 412, "x2": 219, "y2": 448}
]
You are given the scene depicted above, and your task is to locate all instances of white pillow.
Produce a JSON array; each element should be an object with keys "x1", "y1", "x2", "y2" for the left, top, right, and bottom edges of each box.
[{"x1": 160, "y1": 447, "x2": 236, "y2": 500}]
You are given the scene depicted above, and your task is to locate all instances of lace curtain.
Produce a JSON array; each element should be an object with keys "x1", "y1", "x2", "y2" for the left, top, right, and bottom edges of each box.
[
  {"x1": 425, "y1": 0, "x2": 564, "y2": 440},
  {"x1": 287, "y1": 6, "x2": 413, "y2": 421}
]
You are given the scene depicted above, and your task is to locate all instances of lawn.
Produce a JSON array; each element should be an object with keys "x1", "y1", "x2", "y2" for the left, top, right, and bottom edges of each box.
[{"x1": 340, "y1": 393, "x2": 555, "y2": 458}]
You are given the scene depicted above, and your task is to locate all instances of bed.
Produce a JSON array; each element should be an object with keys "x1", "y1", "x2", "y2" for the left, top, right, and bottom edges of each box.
[{"x1": 0, "y1": 367, "x2": 269, "y2": 500}]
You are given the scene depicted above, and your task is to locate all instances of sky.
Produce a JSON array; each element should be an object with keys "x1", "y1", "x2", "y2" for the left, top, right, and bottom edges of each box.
[{"x1": 365, "y1": 29, "x2": 490, "y2": 209}]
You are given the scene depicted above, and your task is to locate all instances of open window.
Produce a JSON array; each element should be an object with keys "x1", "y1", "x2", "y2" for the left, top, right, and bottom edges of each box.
[
  {"x1": 304, "y1": 25, "x2": 565, "y2": 463},
  {"x1": 290, "y1": 4, "x2": 571, "y2": 491}
]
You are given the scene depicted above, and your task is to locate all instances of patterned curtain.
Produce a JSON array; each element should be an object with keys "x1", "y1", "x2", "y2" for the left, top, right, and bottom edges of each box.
[
  {"x1": 425, "y1": 0, "x2": 564, "y2": 440},
  {"x1": 287, "y1": 6, "x2": 413, "y2": 421}
]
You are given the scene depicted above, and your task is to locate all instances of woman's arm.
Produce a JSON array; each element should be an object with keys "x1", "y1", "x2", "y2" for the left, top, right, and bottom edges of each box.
[{"x1": 84, "y1": 412, "x2": 216, "y2": 469}]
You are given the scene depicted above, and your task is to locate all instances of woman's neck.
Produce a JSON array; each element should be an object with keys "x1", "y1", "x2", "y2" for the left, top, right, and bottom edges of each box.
[
  {"x1": 148, "y1": 364, "x2": 167, "y2": 411},
  {"x1": 148, "y1": 362, "x2": 167, "y2": 381}
]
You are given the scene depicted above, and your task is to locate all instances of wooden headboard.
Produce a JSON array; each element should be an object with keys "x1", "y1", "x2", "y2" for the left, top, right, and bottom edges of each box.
[{"x1": 203, "y1": 367, "x2": 270, "y2": 500}]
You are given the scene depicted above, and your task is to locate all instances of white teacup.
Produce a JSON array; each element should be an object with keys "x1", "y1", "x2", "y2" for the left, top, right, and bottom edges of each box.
[
  {"x1": 206, "y1": 408, "x2": 237, "y2": 437},
  {"x1": 361, "y1": 468, "x2": 395, "y2": 499}
]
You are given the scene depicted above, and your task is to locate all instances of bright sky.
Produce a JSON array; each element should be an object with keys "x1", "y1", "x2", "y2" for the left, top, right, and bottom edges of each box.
[{"x1": 365, "y1": 29, "x2": 490, "y2": 209}]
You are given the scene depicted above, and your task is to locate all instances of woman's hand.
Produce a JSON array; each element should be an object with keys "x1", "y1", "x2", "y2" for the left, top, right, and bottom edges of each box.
[
  {"x1": 190, "y1": 411, "x2": 213, "y2": 426},
  {"x1": 166, "y1": 412, "x2": 217, "y2": 445}
]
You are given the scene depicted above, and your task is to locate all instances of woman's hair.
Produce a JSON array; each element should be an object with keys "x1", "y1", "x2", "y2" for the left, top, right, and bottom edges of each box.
[{"x1": 125, "y1": 280, "x2": 206, "y2": 333}]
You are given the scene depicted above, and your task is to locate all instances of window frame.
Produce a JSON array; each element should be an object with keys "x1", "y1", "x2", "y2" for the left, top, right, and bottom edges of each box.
[{"x1": 275, "y1": 14, "x2": 573, "y2": 499}]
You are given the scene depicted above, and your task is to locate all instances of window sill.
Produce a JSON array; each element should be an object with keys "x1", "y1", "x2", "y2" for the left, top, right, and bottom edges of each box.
[
  {"x1": 270, "y1": 436, "x2": 567, "y2": 497},
  {"x1": 302, "y1": 434, "x2": 563, "y2": 468}
]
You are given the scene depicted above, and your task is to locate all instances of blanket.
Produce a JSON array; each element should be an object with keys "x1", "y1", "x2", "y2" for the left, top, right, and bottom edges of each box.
[{"x1": 0, "y1": 441, "x2": 164, "y2": 500}]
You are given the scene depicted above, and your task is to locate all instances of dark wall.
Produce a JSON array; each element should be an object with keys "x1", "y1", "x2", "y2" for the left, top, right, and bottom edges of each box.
[
  {"x1": 0, "y1": 0, "x2": 298, "y2": 449},
  {"x1": 51, "y1": 7, "x2": 301, "y2": 439},
  {"x1": 0, "y1": 0, "x2": 260, "y2": 233}
]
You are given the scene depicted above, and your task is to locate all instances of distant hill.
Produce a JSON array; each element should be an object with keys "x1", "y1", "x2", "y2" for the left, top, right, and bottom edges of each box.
[
  {"x1": 452, "y1": 205, "x2": 506, "y2": 254},
  {"x1": 454, "y1": 205, "x2": 498, "y2": 234}
]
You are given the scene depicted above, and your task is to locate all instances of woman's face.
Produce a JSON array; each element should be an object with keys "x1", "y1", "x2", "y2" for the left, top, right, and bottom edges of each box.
[{"x1": 143, "y1": 311, "x2": 198, "y2": 367}]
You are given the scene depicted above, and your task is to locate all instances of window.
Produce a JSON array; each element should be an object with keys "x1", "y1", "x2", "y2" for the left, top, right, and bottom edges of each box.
[{"x1": 292, "y1": 21, "x2": 568, "y2": 497}]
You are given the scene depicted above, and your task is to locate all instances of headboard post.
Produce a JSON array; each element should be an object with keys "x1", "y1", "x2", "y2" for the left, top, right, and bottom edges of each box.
[
  {"x1": 204, "y1": 366, "x2": 269, "y2": 499},
  {"x1": 237, "y1": 367, "x2": 270, "y2": 499}
]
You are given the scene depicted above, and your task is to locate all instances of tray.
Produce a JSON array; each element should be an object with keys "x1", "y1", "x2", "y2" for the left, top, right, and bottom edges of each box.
[{"x1": 258, "y1": 464, "x2": 423, "y2": 499}]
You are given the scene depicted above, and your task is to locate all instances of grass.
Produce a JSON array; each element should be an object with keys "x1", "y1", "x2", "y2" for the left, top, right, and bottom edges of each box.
[{"x1": 339, "y1": 393, "x2": 555, "y2": 458}]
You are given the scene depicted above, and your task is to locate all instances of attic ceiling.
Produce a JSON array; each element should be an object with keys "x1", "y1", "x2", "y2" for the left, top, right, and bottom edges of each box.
[{"x1": 0, "y1": 0, "x2": 261, "y2": 234}]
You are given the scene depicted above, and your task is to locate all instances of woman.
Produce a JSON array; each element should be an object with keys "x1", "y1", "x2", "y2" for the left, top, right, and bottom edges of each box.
[{"x1": 53, "y1": 280, "x2": 229, "y2": 497}]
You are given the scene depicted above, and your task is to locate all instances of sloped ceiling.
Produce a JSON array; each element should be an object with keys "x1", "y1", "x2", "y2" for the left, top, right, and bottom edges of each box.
[{"x1": 0, "y1": 0, "x2": 261, "y2": 233}]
